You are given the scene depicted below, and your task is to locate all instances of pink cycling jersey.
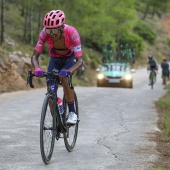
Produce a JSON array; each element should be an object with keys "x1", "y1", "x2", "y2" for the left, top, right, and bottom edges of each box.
[{"x1": 35, "y1": 24, "x2": 82, "y2": 58}]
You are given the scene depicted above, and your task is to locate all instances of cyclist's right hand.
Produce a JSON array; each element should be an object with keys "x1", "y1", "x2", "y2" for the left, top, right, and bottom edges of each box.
[{"x1": 34, "y1": 67, "x2": 44, "y2": 77}]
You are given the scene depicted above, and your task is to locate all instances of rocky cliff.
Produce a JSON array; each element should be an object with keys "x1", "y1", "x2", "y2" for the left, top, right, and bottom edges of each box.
[{"x1": 0, "y1": 51, "x2": 34, "y2": 93}]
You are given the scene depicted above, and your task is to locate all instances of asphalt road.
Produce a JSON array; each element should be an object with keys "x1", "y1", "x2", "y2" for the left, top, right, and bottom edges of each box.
[{"x1": 0, "y1": 67, "x2": 167, "y2": 170}]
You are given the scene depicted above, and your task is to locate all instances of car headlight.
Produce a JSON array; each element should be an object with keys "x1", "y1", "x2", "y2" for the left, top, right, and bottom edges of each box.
[
  {"x1": 124, "y1": 74, "x2": 132, "y2": 80},
  {"x1": 97, "y1": 73, "x2": 104, "y2": 80}
]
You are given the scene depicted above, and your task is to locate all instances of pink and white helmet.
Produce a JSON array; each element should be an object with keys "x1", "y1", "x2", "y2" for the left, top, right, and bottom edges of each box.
[{"x1": 43, "y1": 10, "x2": 66, "y2": 28}]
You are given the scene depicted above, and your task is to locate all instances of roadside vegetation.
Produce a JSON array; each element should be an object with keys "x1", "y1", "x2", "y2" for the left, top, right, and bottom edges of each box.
[
  {"x1": 150, "y1": 168, "x2": 170, "y2": 170},
  {"x1": 148, "y1": 83, "x2": 170, "y2": 170},
  {"x1": 1, "y1": 0, "x2": 170, "y2": 63},
  {"x1": 156, "y1": 84, "x2": 170, "y2": 141}
]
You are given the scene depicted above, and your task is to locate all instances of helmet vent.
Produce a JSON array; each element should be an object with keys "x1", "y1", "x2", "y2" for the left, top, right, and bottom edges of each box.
[
  {"x1": 49, "y1": 12, "x2": 53, "y2": 16},
  {"x1": 51, "y1": 21, "x2": 54, "y2": 26},
  {"x1": 59, "y1": 14, "x2": 62, "y2": 17},
  {"x1": 48, "y1": 19, "x2": 50, "y2": 26},
  {"x1": 62, "y1": 18, "x2": 64, "y2": 22},
  {"x1": 56, "y1": 19, "x2": 59, "y2": 25},
  {"x1": 52, "y1": 15, "x2": 56, "y2": 19}
]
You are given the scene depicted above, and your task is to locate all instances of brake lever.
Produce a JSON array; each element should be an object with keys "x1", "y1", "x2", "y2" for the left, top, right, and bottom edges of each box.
[{"x1": 27, "y1": 70, "x2": 34, "y2": 88}]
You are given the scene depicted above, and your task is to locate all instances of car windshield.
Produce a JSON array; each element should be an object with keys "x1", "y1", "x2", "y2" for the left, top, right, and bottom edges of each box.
[{"x1": 101, "y1": 64, "x2": 129, "y2": 72}]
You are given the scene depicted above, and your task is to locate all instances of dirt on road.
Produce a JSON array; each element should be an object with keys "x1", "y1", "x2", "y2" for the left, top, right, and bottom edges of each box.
[{"x1": 151, "y1": 106, "x2": 170, "y2": 169}]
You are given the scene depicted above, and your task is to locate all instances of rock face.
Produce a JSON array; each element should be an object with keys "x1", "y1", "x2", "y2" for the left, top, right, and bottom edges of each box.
[{"x1": 0, "y1": 51, "x2": 33, "y2": 93}]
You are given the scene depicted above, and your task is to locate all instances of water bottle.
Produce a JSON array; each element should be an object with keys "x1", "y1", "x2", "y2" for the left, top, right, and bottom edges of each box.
[{"x1": 58, "y1": 98, "x2": 64, "y2": 114}]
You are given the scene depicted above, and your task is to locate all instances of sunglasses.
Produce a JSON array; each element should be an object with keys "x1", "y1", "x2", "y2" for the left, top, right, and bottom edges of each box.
[{"x1": 45, "y1": 27, "x2": 62, "y2": 34}]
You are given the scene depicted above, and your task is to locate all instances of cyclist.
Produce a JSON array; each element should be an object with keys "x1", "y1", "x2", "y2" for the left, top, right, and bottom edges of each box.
[
  {"x1": 119, "y1": 44, "x2": 124, "y2": 62},
  {"x1": 161, "y1": 56, "x2": 169, "y2": 85},
  {"x1": 102, "y1": 45, "x2": 107, "y2": 63},
  {"x1": 31, "y1": 10, "x2": 83, "y2": 124},
  {"x1": 107, "y1": 44, "x2": 113, "y2": 62},
  {"x1": 124, "y1": 44, "x2": 132, "y2": 63},
  {"x1": 147, "y1": 54, "x2": 158, "y2": 85},
  {"x1": 131, "y1": 48, "x2": 136, "y2": 68}
]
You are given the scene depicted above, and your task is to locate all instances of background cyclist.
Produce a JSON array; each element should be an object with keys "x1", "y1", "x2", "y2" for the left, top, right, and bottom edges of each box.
[
  {"x1": 147, "y1": 54, "x2": 158, "y2": 85},
  {"x1": 131, "y1": 48, "x2": 136, "y2": 69},
  {"x1": 161, "y1": 56, "x2": 169, "y2": 85},
  {"x1": 31, "y1": 9, "x2": 83, "y2": 124}
]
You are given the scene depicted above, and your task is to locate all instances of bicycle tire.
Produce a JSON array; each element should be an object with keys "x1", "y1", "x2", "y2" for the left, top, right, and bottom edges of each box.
[
  {"x1": 150, "y1": 71, "x2": 155, "y2": 89},
  {"x1": 40, "y1": 93, "x2": 56, "y2": 164},
  {"x1": 63, "y1": 92, "x2": 79, "y2": 152}
]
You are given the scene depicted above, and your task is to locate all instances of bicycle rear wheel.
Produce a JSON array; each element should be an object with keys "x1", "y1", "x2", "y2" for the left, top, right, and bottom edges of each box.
[
  {"x1": 63, "y1": 92, "x2": 79, "y2": 152},
  {"x1": 40, "y1": 93, "x2": 56, "y2": 164}
]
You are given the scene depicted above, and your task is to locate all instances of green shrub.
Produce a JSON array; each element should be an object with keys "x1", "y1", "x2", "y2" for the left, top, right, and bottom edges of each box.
[
  {"x1": 83, "y1": 37, "x2": 93, "y2": 48},
  {"x1": 134, "y1": 20, "x2": 157, "y2": 44},
  {"x1": 0, "y1": 44, "x2": 9, "y2": 59},
  {"x1": 91, "y1": 59, "x2": 98, "y2": 69},
  {"x1": 83, "y1": 53, "x2": 90, "y2": 64},
  {"x1": 91, "y1": 53, "x2": 101, "y2": 64},
  {"x1": 165, "y1": 38, "x2": 170, "y2": 46}
]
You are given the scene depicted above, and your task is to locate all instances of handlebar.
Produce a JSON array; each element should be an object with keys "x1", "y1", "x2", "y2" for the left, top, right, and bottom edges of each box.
[{"x1": 27, "y1": 70, "x2": 74, "y2": 89}]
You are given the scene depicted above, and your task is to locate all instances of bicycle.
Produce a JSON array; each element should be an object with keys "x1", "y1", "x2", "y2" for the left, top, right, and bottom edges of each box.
[
  {"x1": 149, "y1": 69, "x2": 156, "y2": 89},
  {"x1": 27, "y1": 70, "x2": 79, "y2": 164}
]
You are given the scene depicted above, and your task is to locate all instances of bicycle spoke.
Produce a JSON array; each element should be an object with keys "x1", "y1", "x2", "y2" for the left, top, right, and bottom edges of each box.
[
  {"x1": 43, "y1": 130, "x2": 53, "y2": 156},
  {"x1": 66, "y1": 125, "x2": 77, "y2": 144}
]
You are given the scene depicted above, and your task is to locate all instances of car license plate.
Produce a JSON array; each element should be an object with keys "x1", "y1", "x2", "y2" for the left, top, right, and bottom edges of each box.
[{"x1": 109, "y1": 79, "x2": 120, "y2": 83}]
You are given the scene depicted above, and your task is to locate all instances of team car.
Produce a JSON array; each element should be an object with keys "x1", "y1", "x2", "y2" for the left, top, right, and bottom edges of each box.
[{"x1": 96, "y1": 62, "x2": 133, "y2": 88}]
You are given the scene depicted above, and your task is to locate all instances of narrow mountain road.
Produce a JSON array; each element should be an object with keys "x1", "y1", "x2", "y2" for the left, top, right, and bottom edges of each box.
[{"x1": 0, "y1": 67, "x2": 167, "y2": 170}]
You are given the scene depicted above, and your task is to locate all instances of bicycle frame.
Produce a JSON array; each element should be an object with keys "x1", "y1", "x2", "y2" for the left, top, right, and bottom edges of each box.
[
  {"x1": 27, "y1": 71, "x2": 72, "y2": 131},
  {"x1": 49, "y1": 81, "x2": 57, "y2": 94},
  {"x1": 27, "y1": 70, "x2": 79, "y2": 164},
  {"x1": 44, "y1": 74, "x2": 67, "y2": 133}
]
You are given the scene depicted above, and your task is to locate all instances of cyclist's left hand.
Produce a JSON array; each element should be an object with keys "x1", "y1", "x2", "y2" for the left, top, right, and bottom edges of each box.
[{"x1": 58, "y1": 70, "x2": 69, "y2": 77}]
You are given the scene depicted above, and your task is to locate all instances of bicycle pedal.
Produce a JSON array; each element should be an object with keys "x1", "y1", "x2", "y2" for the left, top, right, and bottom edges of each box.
[{"x1": 66, "y1": 122, "x2": 74, "y2": 125}]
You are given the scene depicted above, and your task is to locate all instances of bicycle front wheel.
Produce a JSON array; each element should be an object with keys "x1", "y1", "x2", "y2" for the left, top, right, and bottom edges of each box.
[
  {"x1": 40, "y1": 93, "x2": 56, "y2": 164},
  {"x1": 150, "y1": 71, "x2": 155, "y2": 89},
  {"x1": 63, "y1": 92, "x2": 79, "y2": 152}
]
